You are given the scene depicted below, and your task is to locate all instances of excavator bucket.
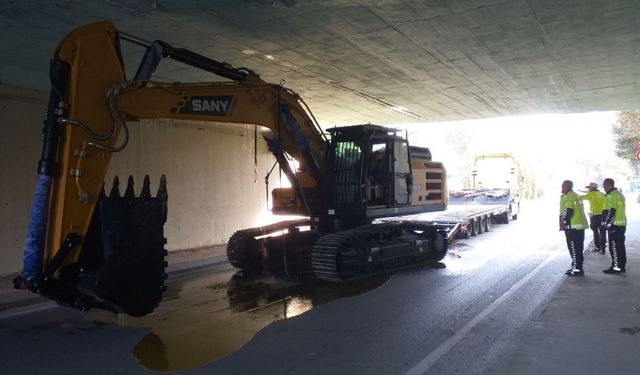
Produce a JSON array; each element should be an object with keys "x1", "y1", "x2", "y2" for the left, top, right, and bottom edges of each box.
[
  {"x1": 21, "y1": 175, "x2": 169, "y2": 317},
  {"x1": 78, "y1": 175, "x2": 168, "y2": 316}
]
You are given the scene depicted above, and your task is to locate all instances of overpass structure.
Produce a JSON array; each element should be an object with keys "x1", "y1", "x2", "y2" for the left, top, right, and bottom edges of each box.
[
  {"x1": 0, "y1": 0, "x2": 638, "y2": 277},
  {"x1": 0, "y1": 0, "x2": 638, "y2": 125}
]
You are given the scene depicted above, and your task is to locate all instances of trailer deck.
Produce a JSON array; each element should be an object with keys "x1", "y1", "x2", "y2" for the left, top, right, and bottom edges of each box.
[{"x1": 378, "y1": 203, "x2": 510, "y2": 240}]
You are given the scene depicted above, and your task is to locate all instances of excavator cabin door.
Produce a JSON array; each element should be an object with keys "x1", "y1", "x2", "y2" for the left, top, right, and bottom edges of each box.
[{"x1": 391, "y1": 140, "x2": 412, "y2": 205}]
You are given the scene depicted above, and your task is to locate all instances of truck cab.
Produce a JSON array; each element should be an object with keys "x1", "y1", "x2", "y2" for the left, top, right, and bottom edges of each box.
[{"x1": 471, "y1": 153, "x2": 522, "y2": 220}]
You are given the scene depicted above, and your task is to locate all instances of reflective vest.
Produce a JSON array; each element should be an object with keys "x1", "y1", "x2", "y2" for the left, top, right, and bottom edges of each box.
[
  {"x1": 602, "y1": 189, "x2": 626, "y2": 226},
  {"x1": 559, "y1": 190, "x2": 588, "y2": 230},
  {"x1": 580, "y1": 190, "x2": 605, "y2": 215}
]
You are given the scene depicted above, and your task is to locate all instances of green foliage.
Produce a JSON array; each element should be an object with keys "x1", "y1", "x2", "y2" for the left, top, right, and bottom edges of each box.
[{"x1": 613, "y1": 110, "x2": 640, "y2": 173}]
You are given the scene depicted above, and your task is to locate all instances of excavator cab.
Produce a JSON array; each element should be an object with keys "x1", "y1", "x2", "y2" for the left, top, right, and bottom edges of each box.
[{"x1": 325, "y1": 125, "x2": 414, "y2": 228}]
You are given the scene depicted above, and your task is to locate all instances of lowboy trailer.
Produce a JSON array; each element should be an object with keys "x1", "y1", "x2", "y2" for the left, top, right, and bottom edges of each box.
[{"x1": 380, "y1": 188, "x2": 514, "y2": 241}]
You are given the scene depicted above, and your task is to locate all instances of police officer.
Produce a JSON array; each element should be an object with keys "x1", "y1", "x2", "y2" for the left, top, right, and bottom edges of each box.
[
  {"x1": 601, "y1": 178, "x2": 627, "y2": 274},
  {"x1": 560, "y1": 180, "x2": 589, "y2": 276},
  {"x1": 580, "y1": 182, "x2": 607, "y2": 253}
]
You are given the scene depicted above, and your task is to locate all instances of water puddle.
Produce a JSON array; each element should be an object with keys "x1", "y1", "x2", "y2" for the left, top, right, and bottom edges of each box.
[{"x1": 88, "y1": 267, "x2": 388, "y2": 372}]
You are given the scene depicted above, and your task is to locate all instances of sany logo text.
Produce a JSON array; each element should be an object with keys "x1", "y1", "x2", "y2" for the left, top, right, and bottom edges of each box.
[
  {"x1": 179, "y1": 96, "x2": 234, "y2": 116},
  {"x1": 192, "y1": 99, "x2": 229, "y2": 112}
]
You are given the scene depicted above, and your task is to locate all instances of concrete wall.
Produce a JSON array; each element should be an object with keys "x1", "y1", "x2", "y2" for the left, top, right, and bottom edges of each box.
[
  {"x1": 0, "y1": 86, "x2": 48, "y2": 277},
  {"x1": 0, "y1": 85, "x2": 280, "y2": 276},
  {"x1": 106, "y1": 120, "x2": 276, "y2": 251}
]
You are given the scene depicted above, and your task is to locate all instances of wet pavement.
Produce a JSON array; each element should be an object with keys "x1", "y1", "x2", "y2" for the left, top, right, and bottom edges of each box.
[
  {"x1": 1, "y1": 198, "x2": 639, "y2": 374},
  {"x1": 89, "y1": 268, "x2": 389, "y2": 372}
]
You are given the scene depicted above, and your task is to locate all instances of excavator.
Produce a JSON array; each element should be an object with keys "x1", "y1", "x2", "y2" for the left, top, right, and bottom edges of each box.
[{"x1": 14, "y1": 21, "x2": 450, "y2": 317}]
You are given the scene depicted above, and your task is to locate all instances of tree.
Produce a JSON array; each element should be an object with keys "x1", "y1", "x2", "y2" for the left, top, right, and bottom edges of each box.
[{"x1": 613, "y1": 110, "x2": 640, "y2": 173}]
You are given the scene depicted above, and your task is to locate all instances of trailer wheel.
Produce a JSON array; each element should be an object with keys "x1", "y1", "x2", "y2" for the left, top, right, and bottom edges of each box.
[
  {"x1": 484, "y1": 215, "x2": 492, "y2": 232},
  {"x1": 459, "y1": 225, "x2": 471, "y2": 239},
  {"x1": 431, "y1": 232, "x2": 447, "y2": 259},
  {"x1": 470, "y1": 218, "x2": 479, "y2": 236},
  {"x1": 478, "y1": 217, "x2": 486, "y2": 234}
]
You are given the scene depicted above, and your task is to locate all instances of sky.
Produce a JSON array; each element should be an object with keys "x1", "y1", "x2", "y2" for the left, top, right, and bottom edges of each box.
[{"x1": 402, "y1": 111, "x2": 632, "y2": 196}]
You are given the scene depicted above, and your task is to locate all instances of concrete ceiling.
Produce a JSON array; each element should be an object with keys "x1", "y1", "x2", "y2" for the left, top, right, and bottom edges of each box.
[{"x1": 0, "y1": 0, "x2": 638, "y2": 126}]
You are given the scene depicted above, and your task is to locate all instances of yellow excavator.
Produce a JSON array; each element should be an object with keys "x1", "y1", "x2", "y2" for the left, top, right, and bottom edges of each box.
[{"x1": 14, "y1": 21, "x2": 449, "y2": 317}]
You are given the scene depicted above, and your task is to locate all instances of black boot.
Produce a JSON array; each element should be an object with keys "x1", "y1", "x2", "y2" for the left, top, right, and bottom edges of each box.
[
  {"x1": 603, "y1": 267, "x2": 622, "y2": 274},
  {"x1": 566, "y1": 268, "x2": 584, "y2": 276}
]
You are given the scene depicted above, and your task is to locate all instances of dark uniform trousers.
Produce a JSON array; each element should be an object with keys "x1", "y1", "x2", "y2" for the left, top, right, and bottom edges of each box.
[
  {"x1": 565, "y1": 229, "x2": 585, "y2": 270},
  {"x1": 589, "y1": 214, "x2": 607, "y2": 250},
  {"x1": 607, "y1": 225, "x2": 626, "y2": 269}
]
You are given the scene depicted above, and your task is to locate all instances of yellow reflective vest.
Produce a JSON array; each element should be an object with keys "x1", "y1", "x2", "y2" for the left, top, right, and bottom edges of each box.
[
  {"x1": 559, "y1": 190, "x2": 588, "y2": 230},
  {"x1": 580, "y1": 190, "x2": 605, "y2": 215},
  {"x1": 602, "y1": 189, "x2": 626, "y2": 226}
]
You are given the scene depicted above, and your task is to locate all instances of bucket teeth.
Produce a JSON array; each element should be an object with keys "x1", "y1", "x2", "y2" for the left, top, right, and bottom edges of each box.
[
  {"x1": 124, "y1": 175, "x2": 135, "y2": 200},
  {"x1": 103, "y1": 175, "x2": 169, "y2": 201},
  {"x1": 109, "y1": 176, "x2": 120, "y2": 198},
  {"x1": 99, "y1": 183, "x2": 106, "y2": 199},
  {"x1": 141, "y1": 175, "x2": 151, "y2": 200},
  {"x1": 157, "y1": 175, "x2": 168, "y2": 223},
  {"x1": 157, "y1": 175, "x2": 168, "y2": 202}
]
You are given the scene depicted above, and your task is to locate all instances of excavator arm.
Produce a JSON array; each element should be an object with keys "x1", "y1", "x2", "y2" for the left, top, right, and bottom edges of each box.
[{"x1": 15, "y1": 21, "x2": 327, "y2": 316}]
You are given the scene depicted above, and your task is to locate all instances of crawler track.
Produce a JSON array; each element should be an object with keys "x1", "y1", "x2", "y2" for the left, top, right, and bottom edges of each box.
[
  {"x1": 226, "y1": 219, "x2": 312, "y2": 270},
  {"x1": 312, "y1": 222, "x2": 448, "y2": 282}
]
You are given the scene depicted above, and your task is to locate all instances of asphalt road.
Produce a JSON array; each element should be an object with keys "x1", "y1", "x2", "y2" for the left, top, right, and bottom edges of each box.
[{"x1": 1, "y1": 198, "x2": 635, "y2": 375}]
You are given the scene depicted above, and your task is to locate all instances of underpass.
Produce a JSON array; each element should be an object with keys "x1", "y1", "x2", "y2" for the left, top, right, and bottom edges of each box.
[{"x1": 1, "y1": 2, "x2": 639, "y2": 374}]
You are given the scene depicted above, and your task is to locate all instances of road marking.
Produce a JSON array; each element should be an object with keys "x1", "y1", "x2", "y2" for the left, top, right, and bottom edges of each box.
[{"x1": 405, "y1": 253, "x2": 557, "y2": 375}]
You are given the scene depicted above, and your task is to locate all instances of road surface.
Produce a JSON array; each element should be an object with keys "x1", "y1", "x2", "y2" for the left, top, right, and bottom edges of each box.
[{"x1": 1, "y1": 197, "x2": 638, "y2": 374}]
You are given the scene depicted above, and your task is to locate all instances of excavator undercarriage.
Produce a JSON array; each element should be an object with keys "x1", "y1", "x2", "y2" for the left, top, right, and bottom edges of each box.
[{"x1": 227, "y1": 220, "x2": 449, "y2": 282}]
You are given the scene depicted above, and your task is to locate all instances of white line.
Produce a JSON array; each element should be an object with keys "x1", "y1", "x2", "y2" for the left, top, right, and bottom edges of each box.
[{"x1": 405, "y1": 253, "x2": 557, "y2": 375}]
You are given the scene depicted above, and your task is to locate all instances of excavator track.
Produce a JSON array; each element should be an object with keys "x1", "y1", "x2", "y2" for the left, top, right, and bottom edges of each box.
[
  {"x1": 227, "y1": 219, "x2": 312, "y2": 270},
  {"x1": 312, "y1": 222, "x2": 448, "y2": 282},
  {"x1": 227, "y1": 230, "x2": 262, "y2": 271}
]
